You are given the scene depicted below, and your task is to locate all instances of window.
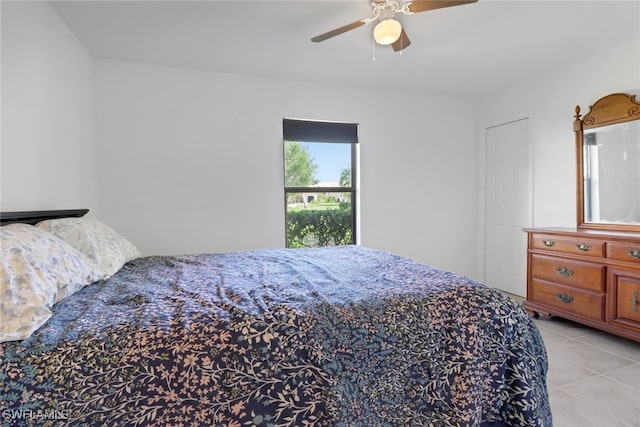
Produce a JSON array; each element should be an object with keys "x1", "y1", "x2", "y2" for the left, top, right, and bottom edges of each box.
[{"x1": 283, "y1": 118, "x2": 358, "y2": 248}]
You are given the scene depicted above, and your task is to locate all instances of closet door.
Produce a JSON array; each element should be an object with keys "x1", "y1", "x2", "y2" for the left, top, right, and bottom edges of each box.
[{"x1": 484, "y1": 118, "x2": 531, "y2": 297}]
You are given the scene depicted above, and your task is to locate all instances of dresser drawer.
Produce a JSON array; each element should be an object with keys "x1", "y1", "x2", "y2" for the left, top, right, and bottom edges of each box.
[
  {"x1": 530, "y1": 279, "x2": 605, "y2": 321},
  {"x1": 530, "y1": 254, "x2": 605, "y2": 292},
  {"x1": 608, "y1": 241, "x2": 640, "y2": 264},
  {"x1": 531, "y1": 233, "x2": 605, "y2": 257}
]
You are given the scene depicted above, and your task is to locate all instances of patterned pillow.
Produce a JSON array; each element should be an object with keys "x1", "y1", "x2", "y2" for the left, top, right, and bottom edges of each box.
[
  {"x1": 0, "y1": 224, "x2": 102, "y2": 342},
  {"x1": 37, "y1": 218, "x2": 141, "y2": 279}
]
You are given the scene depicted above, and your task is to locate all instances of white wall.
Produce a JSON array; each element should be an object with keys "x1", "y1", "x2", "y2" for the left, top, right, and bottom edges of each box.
[
  {"x1": 0, "y1": 2, "x2": 99, "y2": 214},
  {"x1": 94, "y1": 60, "x2": 480, "y2": 277},
  {"x1": 479, "y1": 38, "x2": 640, "y2": 229}
]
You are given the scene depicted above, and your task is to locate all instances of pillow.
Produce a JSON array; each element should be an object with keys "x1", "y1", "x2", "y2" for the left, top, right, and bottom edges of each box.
[
  {"x1": 0, "y1": 224, "x2": 102, "y2": 342},
  {"x1": 36, "y1": 218, "x2": 140, "y2": 279}
]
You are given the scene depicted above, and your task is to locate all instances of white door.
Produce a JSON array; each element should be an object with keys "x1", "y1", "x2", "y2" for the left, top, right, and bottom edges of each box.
[{"x1": 484, "y1": 118, "x2": 531, "y2": 297}]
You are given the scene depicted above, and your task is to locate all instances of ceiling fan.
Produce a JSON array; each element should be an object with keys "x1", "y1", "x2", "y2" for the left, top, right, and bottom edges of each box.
[{"x1": 311, "y1": 0, "x2": 478, "y2": 52}]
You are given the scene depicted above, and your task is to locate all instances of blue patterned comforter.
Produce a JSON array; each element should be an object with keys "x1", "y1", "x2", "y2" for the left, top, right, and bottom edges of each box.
[{"x1": 0, "y1": 246, "x2": 551, "y2": 426}]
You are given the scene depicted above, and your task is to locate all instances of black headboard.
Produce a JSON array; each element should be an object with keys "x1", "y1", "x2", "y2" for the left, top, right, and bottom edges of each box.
[{"x1": 0, "y1": 209, "x2": 89, "y2": 226}]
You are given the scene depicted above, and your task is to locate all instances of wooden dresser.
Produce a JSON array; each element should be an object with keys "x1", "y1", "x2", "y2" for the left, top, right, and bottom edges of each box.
[{"x1": 523, "y1": 228, "x2": 640, "y2": 342}]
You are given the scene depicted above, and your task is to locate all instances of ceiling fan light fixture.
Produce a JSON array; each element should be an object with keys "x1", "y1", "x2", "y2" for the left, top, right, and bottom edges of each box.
[{"x1": 373, "y1": 18, "x2": 402, "y2": 45}]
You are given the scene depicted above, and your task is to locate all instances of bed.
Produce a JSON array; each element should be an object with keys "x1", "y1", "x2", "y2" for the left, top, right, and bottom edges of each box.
[{"x1": 0, "y1": 209, "x2": 552, "y2": 426}]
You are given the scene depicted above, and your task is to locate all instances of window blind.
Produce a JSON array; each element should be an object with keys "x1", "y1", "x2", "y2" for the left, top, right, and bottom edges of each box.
[{"x1": 283, "y1": 118, "x2": 358, "y2": 143}]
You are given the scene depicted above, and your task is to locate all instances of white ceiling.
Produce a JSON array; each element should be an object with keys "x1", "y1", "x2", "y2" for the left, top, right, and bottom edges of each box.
[{"x1": 50, "y1": 0, "x2": 640, "y2": 99}]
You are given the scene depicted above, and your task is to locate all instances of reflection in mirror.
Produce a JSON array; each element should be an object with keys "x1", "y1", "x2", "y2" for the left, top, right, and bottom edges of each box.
[{"x1": 583, "y1": 121, "x2": 640, "y2": 225}]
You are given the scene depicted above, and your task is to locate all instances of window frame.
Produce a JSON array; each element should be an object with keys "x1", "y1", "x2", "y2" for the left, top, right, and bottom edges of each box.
[{"x1": 283, "y1": 119, "x2": 359, "y2": 247}]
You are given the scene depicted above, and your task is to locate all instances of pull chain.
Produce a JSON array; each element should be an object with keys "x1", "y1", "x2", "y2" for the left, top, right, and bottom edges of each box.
[{"x1": 372, "y1": 38, "x2": 376, "y2": 61}]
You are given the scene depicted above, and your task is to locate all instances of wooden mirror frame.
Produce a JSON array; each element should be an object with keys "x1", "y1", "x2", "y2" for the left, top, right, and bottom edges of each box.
[{"x1": 574, "y1": 92, "x2": 640, "y2": 232}]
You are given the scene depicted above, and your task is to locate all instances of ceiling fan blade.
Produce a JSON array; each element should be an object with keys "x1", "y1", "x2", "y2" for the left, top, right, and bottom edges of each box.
[
  {"x1": 407, "y1": 0, "x2": 478, "y2": 14},
  {"x1": 392, "y1": 28, "x2": 411, "y2": 52},
  {"x1": 311, "y1": 19, "x2": 370, "y2": 43}
]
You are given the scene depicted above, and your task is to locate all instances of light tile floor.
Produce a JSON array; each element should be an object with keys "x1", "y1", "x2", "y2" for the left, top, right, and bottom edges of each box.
[{"x1": 531, "y1": 316, "x2": 640, "y2": 427}]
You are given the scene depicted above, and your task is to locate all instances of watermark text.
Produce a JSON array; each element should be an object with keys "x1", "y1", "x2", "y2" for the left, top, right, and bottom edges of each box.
[{"x1": 2, "y1": 409, "x2": 70, "y2": 422}]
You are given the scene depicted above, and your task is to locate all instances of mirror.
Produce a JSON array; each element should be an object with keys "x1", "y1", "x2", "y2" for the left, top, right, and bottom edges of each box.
[
  {"x1": 575, "y1": 93, "x2": 640, "y2": 232},
  {"x1": 583, "y1": 121, "x2": 640, "y2": 225}
]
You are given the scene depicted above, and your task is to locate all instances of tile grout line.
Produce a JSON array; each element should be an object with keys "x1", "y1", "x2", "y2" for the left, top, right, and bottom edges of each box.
[{"x1": 536, "y1": 326, "x2": 639, "y2": 363}]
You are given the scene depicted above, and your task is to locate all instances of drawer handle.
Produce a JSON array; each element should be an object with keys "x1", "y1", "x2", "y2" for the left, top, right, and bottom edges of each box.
[
  {"x1": 576, "y1": 244, "x2": 592, "y2": 252},
  {"x1": 555, "y1": 266, "x2": 574, "y2": 277},
  {"x1": 628, "y1": 249, "x2": 640, "y2": 260},
  {"x1": 633, "y1": 291, "x2": 638, "y2": 313},
  {"x1": 556, "y1": 293, "x2": 574, "y2": 304},
  {"x1": 542, "y1": 240, "x2": 556, "y2": 247}
]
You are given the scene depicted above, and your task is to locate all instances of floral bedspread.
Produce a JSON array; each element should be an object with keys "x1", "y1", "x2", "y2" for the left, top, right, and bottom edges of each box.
[{"x1": 0, "y1": 246, "x2": 551, "y2": 426}]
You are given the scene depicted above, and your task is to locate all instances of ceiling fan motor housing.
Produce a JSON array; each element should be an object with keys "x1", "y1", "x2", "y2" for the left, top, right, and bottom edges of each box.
[{"x1": 372, "y1": 0, "x2": 400, "y2": 19}]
